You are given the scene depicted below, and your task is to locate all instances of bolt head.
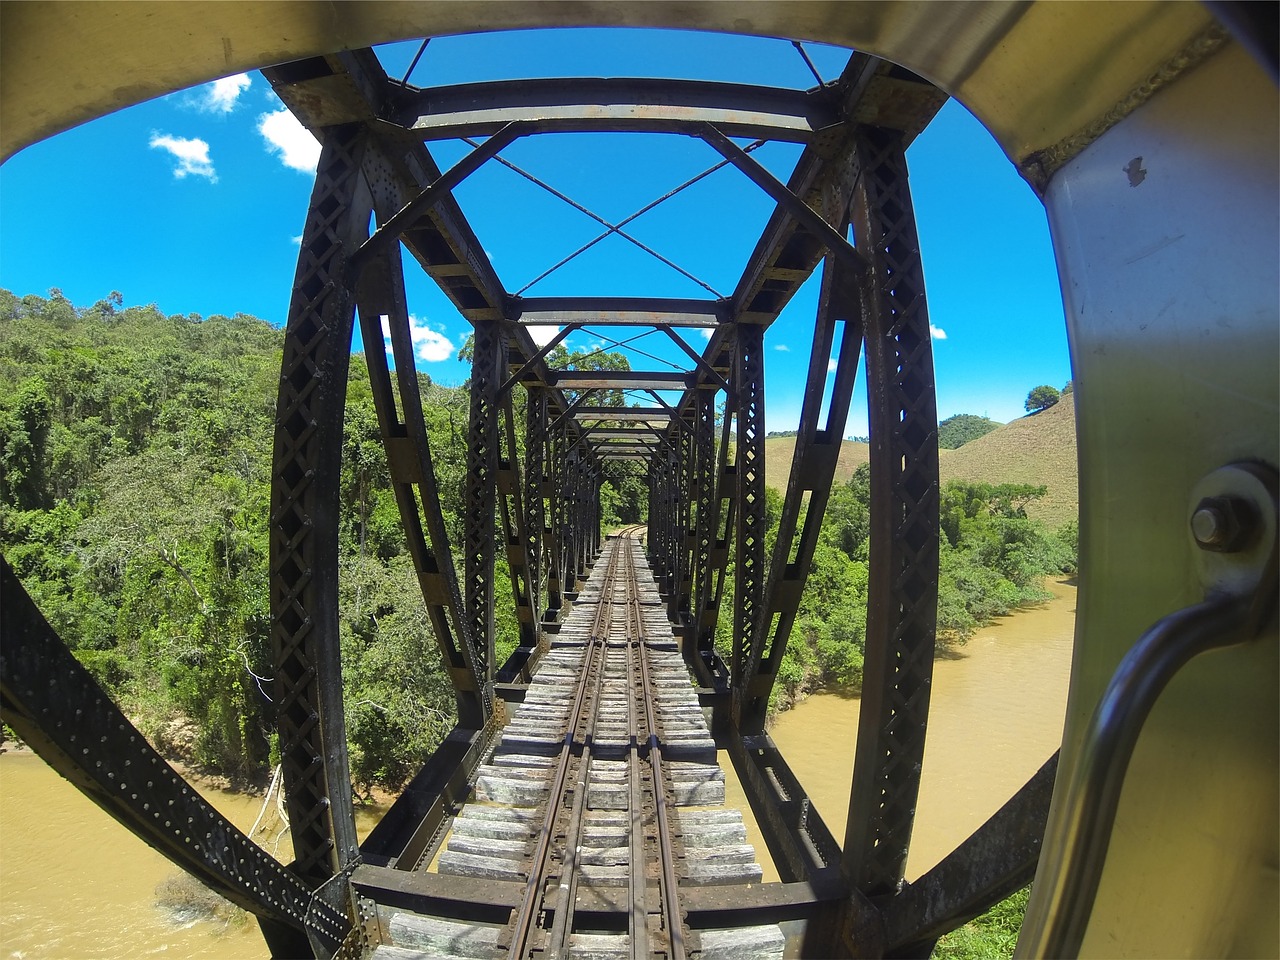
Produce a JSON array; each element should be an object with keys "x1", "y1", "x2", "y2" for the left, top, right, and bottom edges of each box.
[{"x1": 1190, "y1": 496, "x2": 1258, "y2": 552}]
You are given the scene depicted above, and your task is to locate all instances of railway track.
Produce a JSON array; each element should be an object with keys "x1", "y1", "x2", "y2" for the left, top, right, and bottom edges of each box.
[{"x1": 367, "y1": 532, "x2": 784, "y2": 960}]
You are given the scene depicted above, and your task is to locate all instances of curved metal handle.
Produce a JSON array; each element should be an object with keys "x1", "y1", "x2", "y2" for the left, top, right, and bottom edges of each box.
[
  {"x1": 1020, "y1": 462, "x2": 1277, "y2": 958},
  {"x1": 1019, "y1": 594, "x2": 1256, "y2": 958}
]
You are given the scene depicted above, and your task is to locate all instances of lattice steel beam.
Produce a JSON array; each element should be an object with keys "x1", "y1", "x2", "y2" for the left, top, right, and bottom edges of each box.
[
  {"x1": 270, "y1": 124, "x2": 369, "y2": 884},
  {"x1": 572, "y1": 407, "x2": 673, "y2": 421},
  {"x1": 730, "y1": 324, "x2": 767, "y2": 722},
  {"x1": 498, "y1": 396, "x2": 538, "y2": 648},
  {"x1": 524, "y1": 387, "x2": 548, "y2": 631},
  {"x1": 546, "y1": 370, "x2": 695, "y2": 391},
  {"x1": 0, "y1": 560, "x2": 346, "y2": 957},
  {"x1": 463, "y1": 317, "x2": 507, "y2": 714},
  {"x1": 842, "y1": 126, "x2": 941, "y2": 898},
  {"x1": 513, "y1": 296, "x2": 728, "y2": 328}
]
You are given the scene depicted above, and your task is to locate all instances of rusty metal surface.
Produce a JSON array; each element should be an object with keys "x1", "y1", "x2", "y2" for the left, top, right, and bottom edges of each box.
[
  {"x1": 843, "y1": 127, "x2": 941, "y2": 898},
  {"x1": 0, "y1": 558, "x2": 348, "y2": 953},
  {"x1": 270, "y1": 125, "x2": 370, "y2": 886},
  {"x1": 878, "y1": 754, "x2": 1059, "y2": 953},
  {"x1": 354, "y1": 244, "x2": 485, "y2": 726}
]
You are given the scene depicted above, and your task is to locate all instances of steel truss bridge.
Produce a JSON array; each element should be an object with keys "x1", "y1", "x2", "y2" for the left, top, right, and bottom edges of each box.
[{"x1": 1, "y1": 4, "x2": 1276, "y2": 959}]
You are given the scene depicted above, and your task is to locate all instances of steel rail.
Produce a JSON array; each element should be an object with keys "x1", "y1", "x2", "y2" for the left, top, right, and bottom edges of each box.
[
  {"x1": 630, "y1": 537, "x2": 689, "y2": 960},
  {"x1": 545, "y1": 542, "x2": 622, "y2": 959},
  {"x1": 506, "y1": 538, "x2": 621, "y2": 960},
  {"x1": 621, "y1": 540, "x2": 652, "y2": 959}
]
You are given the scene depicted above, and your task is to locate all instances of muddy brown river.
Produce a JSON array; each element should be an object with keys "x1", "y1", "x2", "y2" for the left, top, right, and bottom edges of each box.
[
  {"x1": 769, "y1": 578, "x2": 1076, "y2": 879},
  {"x1": 0, "y1": 580, "x2": 1074, "y2": 956}
]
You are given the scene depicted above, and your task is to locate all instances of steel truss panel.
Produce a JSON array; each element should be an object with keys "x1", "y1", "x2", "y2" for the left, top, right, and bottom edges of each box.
[
  {"x1": 354, "y1": 244, "x2": 485, "y2": 726},
  {"x1": 523, "y1": 387, "x2": 548, "y2": 635},
  {"x1": 730, "y1": 324, "x2": 768, "y2": 718},
  {"x1": 498, "y1": 396, "x2": 539, "y2": 647},
  {"x1": 738, "y1": 250, "x2": 866, "y2": 732},
  {"x1": 392, "y1": 76, "x2": 839, "y2": 142},
  {"x1": 842, "y1": 127, "x2": 942, "y2": 898}
]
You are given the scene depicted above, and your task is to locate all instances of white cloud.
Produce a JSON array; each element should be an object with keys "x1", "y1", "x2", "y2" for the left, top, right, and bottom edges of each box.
[
  {"x1": 258, "y1": 108, "x2": 320, "y2": 173},
  {"x1": 827, "y1": 358, "x2": 838, "y2": 374},
  {"x1": 197, "y1": 74, "x2": 252, "y2": 113},
  {"x1": 149, "y1": 133, "x2": 217, "y2": 181},
  {"x1": 774, "y1": 343, "x2": 790, "y2": 352},
  {"x1": 700, "y1": 329, "x2": 714, "y2": 340},
  {"x1": 528, "y1": 325, "x2": 561, "y2": 347},
  {"x1": 930, "y1": 323, "x2": 948, "y2": 340},
  {"x1": 381, "y1": 315, "x2": 456, "y2": 363},
  {"x1": 291, "y1": 234, "x2": 304, "y2": 246}
]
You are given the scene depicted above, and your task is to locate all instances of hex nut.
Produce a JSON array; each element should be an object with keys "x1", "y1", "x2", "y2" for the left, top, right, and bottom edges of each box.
[{"x1": 1190, "y1": 496, "x2": 1259, "y2": 552}]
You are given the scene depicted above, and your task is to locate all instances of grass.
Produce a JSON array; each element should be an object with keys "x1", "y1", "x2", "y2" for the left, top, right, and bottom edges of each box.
[
  {"x1": 934, "y1": 886, "x2": 1031, "y2": 959},
  {"x1": 764, "y1": 398, "x2": 1078, "y2": 530}
]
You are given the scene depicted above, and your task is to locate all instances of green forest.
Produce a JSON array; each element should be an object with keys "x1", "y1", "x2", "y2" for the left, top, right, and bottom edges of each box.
[{"x1": 1, "y1": 290, "x2": 1076, "y2": 792}]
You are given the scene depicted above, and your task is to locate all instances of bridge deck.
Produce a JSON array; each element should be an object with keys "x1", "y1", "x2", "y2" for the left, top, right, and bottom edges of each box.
[{"x1": 363, "y1": 534, "x2": 784, "y2": 960}]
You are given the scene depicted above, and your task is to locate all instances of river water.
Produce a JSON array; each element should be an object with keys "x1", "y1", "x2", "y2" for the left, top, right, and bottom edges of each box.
[
  {"x1": 0, "y1": 581, "x2": 1073, "y2": 956},
  {"x1": 769, "y1": 578, "x2": 1076, "y2": 879},
  {"x1": 0, "y1": 757, "x2": 387, "y2": 959}
]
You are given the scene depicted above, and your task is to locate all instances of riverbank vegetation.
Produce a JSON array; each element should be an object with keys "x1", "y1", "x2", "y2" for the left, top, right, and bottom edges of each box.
[
  {"x1": 2, "y1": 289, "x2": 1076, "y2": 791},
  {"x1": 748, "y1": 466, "x2": 1077, "y2": 712}
]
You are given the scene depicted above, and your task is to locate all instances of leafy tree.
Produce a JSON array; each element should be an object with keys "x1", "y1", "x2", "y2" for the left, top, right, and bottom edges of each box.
[
  {"x1": 938, "y1": 413, "x2": 999, "y2": 449},
  {"x1": 1024, "y1": 385, "x2": 1060, "y2": 413}
]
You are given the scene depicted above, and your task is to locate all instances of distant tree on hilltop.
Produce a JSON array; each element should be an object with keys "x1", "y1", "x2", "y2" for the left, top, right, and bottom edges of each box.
[
  {"x1": 1025, "y1": 385, "x2": 1060, "y2": 413},
  {"x1": 938, "y1": 413, "x2": 999, "y2": 449}
]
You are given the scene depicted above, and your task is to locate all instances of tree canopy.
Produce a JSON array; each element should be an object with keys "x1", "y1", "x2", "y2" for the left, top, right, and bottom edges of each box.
[
  {"x1": 1024, "y1": 385, "x2": 1060, "y2": 413},
  {"x1": 938, "y1": 413, "x2": 1000, "y2": 449}
]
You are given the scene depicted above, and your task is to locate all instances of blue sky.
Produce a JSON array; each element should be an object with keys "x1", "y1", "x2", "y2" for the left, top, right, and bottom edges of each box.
[{"x1": 0, "y1": 29, "x2": 1071, "y2": 434}]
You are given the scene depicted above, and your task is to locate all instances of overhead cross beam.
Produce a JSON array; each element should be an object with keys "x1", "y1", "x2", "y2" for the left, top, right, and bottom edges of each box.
[
  {"x1": 512, "y1": 296, "x2": 728, "y2": 328},
  {"x1": 391, "y1": 77, "x2": 842, "y2": 142}
]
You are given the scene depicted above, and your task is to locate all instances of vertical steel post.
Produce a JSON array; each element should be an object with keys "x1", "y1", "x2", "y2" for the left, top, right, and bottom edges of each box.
[
  {"x1": 694, "y1": 398, "x2": 737, "y2": 681},
  {"x1": 672, "y1": 415, "x2": 697, "y2": 623},
  {"x1": 525, "y1": 388, "x2": 548, "y2": 625},
  {"x1": 685, "y1": 389, "x2": 718, "y2": 666},
  {"x1": 548, "y1": 427, "x2": 569, "y2": 606},
  {"x1": 729, "y1": 323, "x2": 767, "y2": 724},
  {"x1": 270, "y1": 125, "x2": 369, "y2": 884},
  {"x1": 842, "y1": 127, "x2": 940, "y2": 897},
  {"x1": 463, "y1": 316, "x2": 506, "y2": 716},
  {"x1": 498, "y1": 398, "x2": 538, "y2": 649}
]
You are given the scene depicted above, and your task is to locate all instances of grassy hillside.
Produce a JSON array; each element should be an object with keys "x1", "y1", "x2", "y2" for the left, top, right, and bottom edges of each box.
[
  {"x1": 764, "y1": 435, "x2": 870, "y2": 496},
  {"x1": 940, "y1": 398, "x2": 1078, "y2": 529},
  {"x1": 764, "y1": 398, "x2": 1078, "y2": 529}
]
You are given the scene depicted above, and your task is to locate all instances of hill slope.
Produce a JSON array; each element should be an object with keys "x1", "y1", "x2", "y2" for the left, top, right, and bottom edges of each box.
[
  {"x1": 763, "y1": 398, "x2": 1078, "y2": 529},
  {"x1": 940, "y1": 398, "x2": 1078, "y2": 529}
]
